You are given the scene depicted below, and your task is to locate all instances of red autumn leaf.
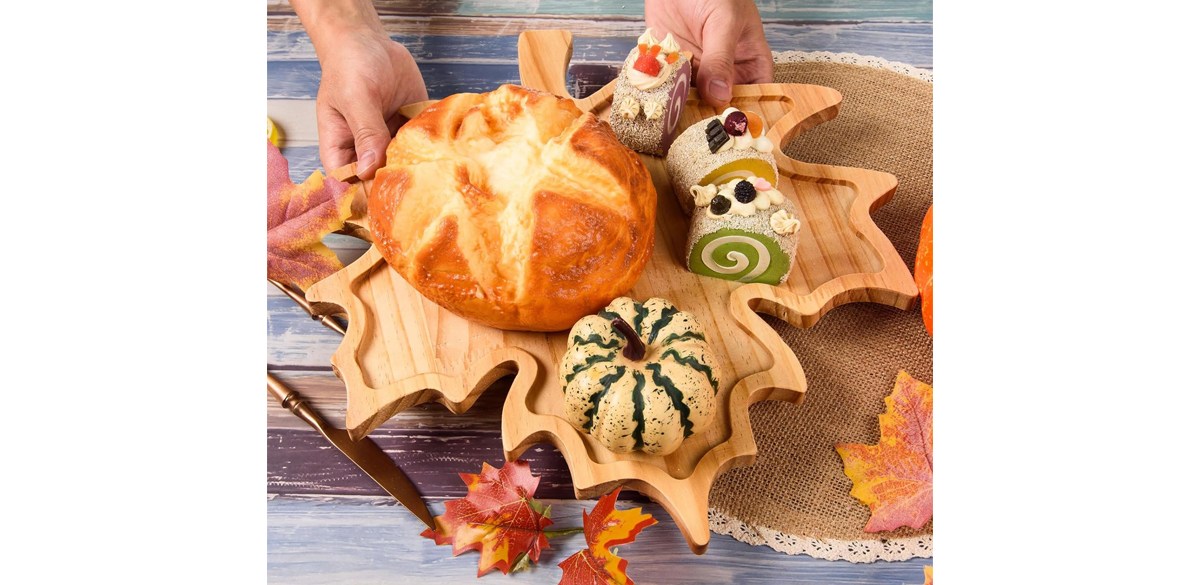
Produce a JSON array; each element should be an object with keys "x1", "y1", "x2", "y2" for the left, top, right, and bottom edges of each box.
[
  {"x1": 914, "y1": 205, "x2": 932, "y2": 336},
  {"x1": 421, "y1": 460, "x2": 553, "y2": 577},
  {"x1": 835, "y1": 371, "x2": 933, "y2": 532},
  {"x1": 558, "y1": 488, "x2": 656, "y2": 585},
  {"x1": 267, "y1": 140, "x2": 355, "y2": 290}
]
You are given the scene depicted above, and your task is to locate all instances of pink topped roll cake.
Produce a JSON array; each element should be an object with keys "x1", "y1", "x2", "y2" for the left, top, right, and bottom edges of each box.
[{"x1": 608, "y1": 29, "x2": 692, "y2": 156}]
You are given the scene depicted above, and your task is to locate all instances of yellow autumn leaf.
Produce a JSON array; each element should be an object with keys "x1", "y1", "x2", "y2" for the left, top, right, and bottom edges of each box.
[{"x1": 836, "y1": 371, "x2": 933, "y2": 532}]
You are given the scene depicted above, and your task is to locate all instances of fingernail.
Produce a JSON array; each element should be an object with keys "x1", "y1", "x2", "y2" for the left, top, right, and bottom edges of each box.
[
  {"x1": 356, "y1": 150, "x2": 377, "y2": 179},
  {"x1": 709, "y1": 78, "x2": 731, "y2": 103}
]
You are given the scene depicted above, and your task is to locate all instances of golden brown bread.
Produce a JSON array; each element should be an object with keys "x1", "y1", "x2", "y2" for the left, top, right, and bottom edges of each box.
[{"x1": 368, "y1": 84, "x2": 657, "y2": 331}]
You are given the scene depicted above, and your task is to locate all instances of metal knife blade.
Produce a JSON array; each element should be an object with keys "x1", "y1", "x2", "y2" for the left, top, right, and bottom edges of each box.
[{"x1": 267, "y1": 373, "x2": 437, "y2": 530}]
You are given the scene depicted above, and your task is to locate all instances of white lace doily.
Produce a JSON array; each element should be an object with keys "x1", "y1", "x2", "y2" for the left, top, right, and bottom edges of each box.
[
  {"x1": 709, "y1": 508, "x2": 932, "y2": 563},
  {"x1": 772, "y1": 50, "x2": 933, "y2": 83}
]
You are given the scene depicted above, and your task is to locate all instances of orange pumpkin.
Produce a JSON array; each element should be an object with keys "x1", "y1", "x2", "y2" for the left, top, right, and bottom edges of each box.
[{"x1": 914, "y1": 205, "x2": 933, "y2": 336}]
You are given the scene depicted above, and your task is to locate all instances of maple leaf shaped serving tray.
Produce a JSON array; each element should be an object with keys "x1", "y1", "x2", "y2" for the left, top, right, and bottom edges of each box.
[{"x1": 307, "y1": 31, "x2": 918, "y2": 554}]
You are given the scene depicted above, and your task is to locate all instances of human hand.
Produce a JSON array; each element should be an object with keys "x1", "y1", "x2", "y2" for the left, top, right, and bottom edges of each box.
[
  {"x1": 644, "y1": 0, "x2": 773, "y2": 110},
  {"x1": 314, "y1": 31, "x2": 428, "y2": 179},
  {"x1": 291, "y1": 0, "x2": 428, "y2": 180}
]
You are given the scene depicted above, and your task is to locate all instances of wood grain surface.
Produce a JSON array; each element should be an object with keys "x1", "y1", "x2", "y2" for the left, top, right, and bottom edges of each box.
[
  {"x1": 269, "y1": 496, "x2": 930, "y2": 585},
  {"x1": 267, "y1": 1, "x2": 933, "y2": 582}
]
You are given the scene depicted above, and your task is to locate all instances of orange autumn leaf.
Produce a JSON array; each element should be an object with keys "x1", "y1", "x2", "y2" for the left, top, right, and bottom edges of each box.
[
  {"x1": 836, "y1": 371, "x2": 932, "y2": 533},
  {"x1": 924, "y1": 565, "x2": 933, "y2": 585},
  {"x1": 558, "y1": 488, "x2": 656, "y2": 585},
  {"x1": 421, "y1": 460, "x2": 553, "y2": 577},
  {"x1": 914, "y1": 205, "x2": 933, "y2": 336},
  {"x1": 267, "y1": 140, "x2": 355, "y2": 290}
]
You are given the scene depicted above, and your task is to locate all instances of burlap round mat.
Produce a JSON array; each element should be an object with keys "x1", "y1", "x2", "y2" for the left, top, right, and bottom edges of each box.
[{"x1": 706, "y1": 54, "x2": 933, "y2": 562}]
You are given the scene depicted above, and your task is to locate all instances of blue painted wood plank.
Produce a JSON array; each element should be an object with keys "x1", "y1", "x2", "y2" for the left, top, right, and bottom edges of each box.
[
  {"x1": 267, "y1": 293, "x2": 345, "y2": 369},
  {"x1": 267, "y1": 0, "x2": 934, "y2": 22},
  {"x1": 269, "y1": 26, "x2": 932, "y2": 67},
  {"x1": 449, "y1": 0, "x2": 934, "y2": 20},
  {"x1": 266, "y1": 22, "x2": 931, "y2": 100},
  {"x1": 266, "y1": 29, "x2": 649, "y2": 67},
  {"x1": 268, "y1": 495, "x2": 932, "y2": 585},
  {"x1": 265, "y1": 231, "x2": 368, "y2": 370},
  {"x1": 265, "y1": 370, "x2": 511, "y2": 431},
  {"x1": 268, "y1": 60, "x2": 522, "y2": 100},
  {"x1": 277, "y1": 144, "x2": 322, "y2": 183},
  {"x1": 267, "y1": 22, "x2": 934, "y2": 65},
  {"x1": 267, "y1": 61, "x2": 615, "y2": 112},
  {"x1": 269, "y1": 428, "x2": 581, "y2": 499},
  {"x1": 267, "y1": 31, "x2": 526, "y2": 63}
]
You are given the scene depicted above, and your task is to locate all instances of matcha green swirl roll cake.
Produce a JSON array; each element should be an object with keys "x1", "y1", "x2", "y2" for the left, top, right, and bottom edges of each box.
[{"x1": 685, "y1": 176, "x2": 802, "y2": 285}]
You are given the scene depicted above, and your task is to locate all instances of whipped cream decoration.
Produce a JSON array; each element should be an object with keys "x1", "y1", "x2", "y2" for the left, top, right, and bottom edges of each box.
[
  {"x1": 617, "y1": 96, "x2": 641, "y2": 120},
  {"x1": 637, "y1": 29, "x2": 658, "y2": 47},
  {"x1": 660, "y1": 33, "x2": 680, "y2": 55},
  {"x1": 627, "y1": 68, "x2": 666, "y2": 91},
  {"x1": 752, "y1": 179, "x2": 786, "y2": 206},
  {"x1": 643, "y1": 96, "x2": 666, "y2": 120},
  {"x1": 690, "y1": 184, "x2": 719, "y2": 208},
  {"x1": 770, "y1": 209, "x2": 802, "y2": 235}
]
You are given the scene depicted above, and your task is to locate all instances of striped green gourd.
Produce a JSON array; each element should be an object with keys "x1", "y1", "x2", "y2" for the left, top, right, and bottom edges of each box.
[{"x1": 559, "y1": 297, "x2": 720, "y2": 455}]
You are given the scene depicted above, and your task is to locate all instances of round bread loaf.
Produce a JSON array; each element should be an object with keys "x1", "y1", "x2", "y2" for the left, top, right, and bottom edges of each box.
[{"x1": 368, "y1": 84, "x2": 657, "y2": 332}]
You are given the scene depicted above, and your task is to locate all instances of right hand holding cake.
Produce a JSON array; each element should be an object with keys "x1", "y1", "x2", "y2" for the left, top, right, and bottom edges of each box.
[{"x1": 644, "y1": 0, "x2": 774, "y2": 110}]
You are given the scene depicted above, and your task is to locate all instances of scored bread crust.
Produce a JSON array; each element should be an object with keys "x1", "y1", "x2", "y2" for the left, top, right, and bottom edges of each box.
[{"x1": 368, "y1": 84, "x2": 657, "y2": 332}]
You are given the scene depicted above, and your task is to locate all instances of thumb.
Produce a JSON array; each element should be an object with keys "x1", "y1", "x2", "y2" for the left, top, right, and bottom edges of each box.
[
  {"x1": 342, "y1": 101, "x2": 393, "y2": 181},
  {"x1": 696, "y1": 18, "x2": 739, "y2": 110}
]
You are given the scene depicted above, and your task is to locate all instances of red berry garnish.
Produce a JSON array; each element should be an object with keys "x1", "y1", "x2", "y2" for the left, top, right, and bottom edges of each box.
[
  {"x1": 633, "y1": 53, "x2": 662, "y2": 76},
  {"x1": 723, "y1": 111, "x2": 749, "y2": 136}
]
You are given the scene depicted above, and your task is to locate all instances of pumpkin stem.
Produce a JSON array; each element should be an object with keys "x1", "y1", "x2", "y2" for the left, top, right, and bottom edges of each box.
[{"x1": 611, "y1": 318, "x2": 646, "y2": 361}]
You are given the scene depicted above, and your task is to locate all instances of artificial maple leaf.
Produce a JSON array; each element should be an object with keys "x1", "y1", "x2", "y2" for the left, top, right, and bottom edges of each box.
[
  {"x1": 558, "y1": 488, "x2": 656, "y2": 585},
  {"x1": 914, "y1": 205, "x2": 933, "y2": 336},
  {"x1": 266, "y1": 140, "x2": 355, "y2": 290},
  {"x1": 836, "y1": 370, "x2": 932, "y2": 532},
  {"x1": 421, "y1": 460, "x2": 554, "y2": 577}
]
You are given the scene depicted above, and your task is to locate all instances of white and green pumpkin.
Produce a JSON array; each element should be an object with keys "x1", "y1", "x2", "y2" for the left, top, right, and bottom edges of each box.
[{"x1": 558, "y1": 297, "x2": 721, "y2": 455}]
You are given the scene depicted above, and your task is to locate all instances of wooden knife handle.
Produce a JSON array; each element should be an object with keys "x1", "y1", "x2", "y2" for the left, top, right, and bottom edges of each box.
[
  {"x1": 268, "y1": 279, "x2": 348, "y2": 336},
  {"x1": 267, "y1": 373, "x2": 327, "y2": 433}
]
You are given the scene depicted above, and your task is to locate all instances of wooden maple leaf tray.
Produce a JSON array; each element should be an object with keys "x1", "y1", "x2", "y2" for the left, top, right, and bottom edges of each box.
[{"x1": 308, "y1": 31, "x2": 917, "y2": 554}]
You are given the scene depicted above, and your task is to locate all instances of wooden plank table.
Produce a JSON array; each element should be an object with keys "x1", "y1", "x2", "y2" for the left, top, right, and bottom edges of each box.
[{"x1": 267, "y1": 2, "x2": 933, "y2": 582}]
